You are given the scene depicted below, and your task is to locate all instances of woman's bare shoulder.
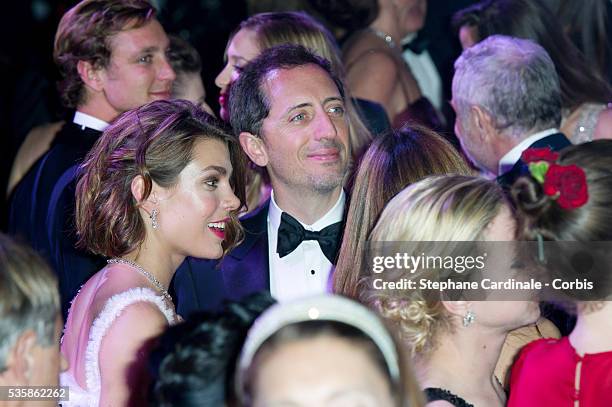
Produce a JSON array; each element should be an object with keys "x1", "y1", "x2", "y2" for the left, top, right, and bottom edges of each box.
[{"x1": 343, "y1": 31, "x2": 395, "y2": 63}]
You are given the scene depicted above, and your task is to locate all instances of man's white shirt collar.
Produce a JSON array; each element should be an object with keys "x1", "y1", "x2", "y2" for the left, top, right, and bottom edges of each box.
[
  {"x1": 268, "y1": 189, "x2": 346, "y2": 233},
  {"x1": 267, "y1": 189, "x2": 345, "y2": 303},
  {"x1": 498, "y1": 128, "x2": 560, "y2": 175},
  {"x1": 73, "y1": 111, "x2": 110, "y2": 132}
]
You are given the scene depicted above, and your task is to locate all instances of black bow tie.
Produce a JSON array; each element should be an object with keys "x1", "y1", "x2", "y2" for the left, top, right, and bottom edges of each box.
[
  {"x1": 276, "y1": 212, "x2": 342, "y2": 263},
  {"x1": 402, "y1": 36, "x2": 429, "y2": 54}
]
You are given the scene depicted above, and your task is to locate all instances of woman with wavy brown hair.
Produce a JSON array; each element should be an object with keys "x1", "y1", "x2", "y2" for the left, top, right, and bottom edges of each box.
[
  {"x1": 333, "y1": 125, "x2": 472, "y2": 299},
  {"x1": 60, "y1": 100, "x2": 245, "y2": 406}
]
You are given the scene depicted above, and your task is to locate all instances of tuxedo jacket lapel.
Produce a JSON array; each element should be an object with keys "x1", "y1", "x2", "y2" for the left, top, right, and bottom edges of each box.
[
  {"x1": 530, "y1": 132, "x2": 572, "y2": 150},
  {"x1": 497, "y1": 132, "x2": 571, "y2": 189},
  {"x1": 222, "y1": 200, "x2": 270, "y2": 296}
]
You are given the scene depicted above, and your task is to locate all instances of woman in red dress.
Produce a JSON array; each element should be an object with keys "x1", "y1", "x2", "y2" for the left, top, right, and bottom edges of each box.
[{"x1": 509, "y1": 140, "x2": 612, "y2": 406}]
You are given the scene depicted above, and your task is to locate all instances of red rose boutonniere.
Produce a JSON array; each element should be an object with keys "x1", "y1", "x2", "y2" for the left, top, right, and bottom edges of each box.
[{"x1": 542, "y1": 164, "x2": 589, "y2": 210}]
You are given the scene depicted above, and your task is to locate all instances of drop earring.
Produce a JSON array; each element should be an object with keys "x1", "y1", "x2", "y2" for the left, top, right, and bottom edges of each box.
[
  {"x1": 150, "y1": 208, "x2": 159, "y2": 229},
  {"x1": 463, "y1": 310, "x2": 476, "y2": 327}
]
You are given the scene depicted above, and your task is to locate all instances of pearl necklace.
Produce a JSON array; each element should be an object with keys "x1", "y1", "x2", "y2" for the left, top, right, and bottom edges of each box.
[{"x1": 107, "y1": 258, "x2": 173, "y2": 304}]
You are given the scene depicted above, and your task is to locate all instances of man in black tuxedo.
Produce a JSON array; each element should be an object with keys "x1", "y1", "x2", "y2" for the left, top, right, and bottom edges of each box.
[
  {"x1": 9, "y1": 0, "x2": 175, "y2": 317},
  {"x1": 175, "y1": 45, "x2": 351, "y2": 315},
  {"x1": 451, "y1": 35, "x2": 571, "y2": 188}
]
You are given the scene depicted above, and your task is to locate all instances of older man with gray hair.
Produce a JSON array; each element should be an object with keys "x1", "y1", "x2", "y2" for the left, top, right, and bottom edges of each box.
[
  {"x1": 451, "y1": 34, "x2": 571, "y2": 187},
  {"x1": 0, "y1": 234, "x2": 65, "y2": 407}
]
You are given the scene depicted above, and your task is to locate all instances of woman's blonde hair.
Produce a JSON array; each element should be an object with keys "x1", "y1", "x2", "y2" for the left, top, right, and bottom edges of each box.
[{"x1": 362, "y1": 175, "x2": 508, "y2": 356}]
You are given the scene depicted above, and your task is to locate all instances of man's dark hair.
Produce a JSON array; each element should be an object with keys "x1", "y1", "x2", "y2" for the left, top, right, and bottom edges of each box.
[{"x1": 228, "y1": 44, "x2": 345, "y2": 138}]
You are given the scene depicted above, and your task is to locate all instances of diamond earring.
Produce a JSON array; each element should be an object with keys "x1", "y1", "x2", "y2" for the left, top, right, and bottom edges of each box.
[
  {"x1": 463, "y1": 310, "x2": 476, "y2": 327},
  {"x1": 150, "y1": 208, "x2": 159, "y2": 229}
]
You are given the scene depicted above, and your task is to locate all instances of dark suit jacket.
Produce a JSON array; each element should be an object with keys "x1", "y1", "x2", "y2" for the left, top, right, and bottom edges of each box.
[
  {"x1": 174, "y1": 201, "x2": 271, "y2": 317},
  {"x1": 496, "y1": 132, "x2": 572, "y2": 189},
  {"x1": 9, "y1": 121, "x2": 99, "y2": 249},
  {"x1": 8, "y1": 120, "x2": 105, "y2": 318}
]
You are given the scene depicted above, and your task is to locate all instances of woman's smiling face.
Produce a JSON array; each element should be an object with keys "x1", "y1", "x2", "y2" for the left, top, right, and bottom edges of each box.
[{"x1": 154, "y1": 138, "x2": 240, "y2": 260}]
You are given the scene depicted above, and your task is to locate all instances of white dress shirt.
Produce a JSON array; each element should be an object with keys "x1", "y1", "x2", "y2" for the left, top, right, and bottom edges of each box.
[
  {"x1": 267, "y1": 190, "x2": 346, "y2": 303},
  {"x1": 498, "y1": 128, "x2": 560, "y2": 175},
  {"x1": 73, "y1": 111, "x2": 109, "y2": 132}
]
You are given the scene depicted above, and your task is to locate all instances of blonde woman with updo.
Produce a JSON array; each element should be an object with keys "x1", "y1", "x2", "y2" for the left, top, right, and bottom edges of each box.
[{"x1": 362, "y1": 175, "x2": 540, "y2": 407}]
